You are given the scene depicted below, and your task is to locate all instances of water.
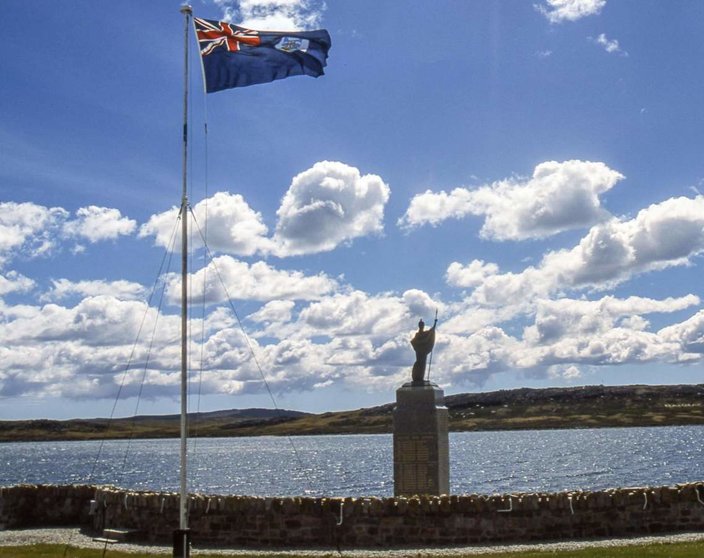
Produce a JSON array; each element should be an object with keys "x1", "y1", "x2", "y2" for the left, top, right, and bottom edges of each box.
[{"x1": 1, "y1": 426, "x2": 702, "y2": 497}]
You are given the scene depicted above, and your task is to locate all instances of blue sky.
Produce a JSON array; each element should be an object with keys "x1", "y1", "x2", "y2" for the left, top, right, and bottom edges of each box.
[{"x1": 2, "y1": 0, "x2": 704, "y2": 419}]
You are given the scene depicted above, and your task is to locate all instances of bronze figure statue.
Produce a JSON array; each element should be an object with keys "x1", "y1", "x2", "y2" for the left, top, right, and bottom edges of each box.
[{"x1": 410, "y1": 316, "x2": 437, "y2": 383}]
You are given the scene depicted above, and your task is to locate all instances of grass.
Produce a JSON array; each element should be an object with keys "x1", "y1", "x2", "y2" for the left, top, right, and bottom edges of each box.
[{"x1": 1, "y1": 541, "x2": 703, "y2": 558}]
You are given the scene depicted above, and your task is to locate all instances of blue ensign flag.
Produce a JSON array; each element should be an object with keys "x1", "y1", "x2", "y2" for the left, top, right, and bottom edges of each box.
[{"x1": 194, "y1": 17, "x2": 331, "y2": 93}]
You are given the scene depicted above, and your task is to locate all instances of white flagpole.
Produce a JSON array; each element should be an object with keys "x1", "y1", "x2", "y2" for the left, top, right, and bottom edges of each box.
[{"x1": 177, "y1": 4, "x2": 192, "y2": 557}]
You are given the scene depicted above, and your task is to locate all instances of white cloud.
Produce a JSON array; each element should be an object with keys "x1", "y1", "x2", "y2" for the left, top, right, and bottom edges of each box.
[
  {"x1": 63, "y1": 206, "x2": 136, "y2": 243},
  {"x1": 402, "y1": 289, "x2": 444, "y2": 321},
  {"x1": 165, "y1": 255, "x2": 338, "y2": 305},
  {"x1": 399, "y1": 187, "x2": 473, "y2": 229},
  {"x1": 659, "y1": 310, "x2": 704, "y2": 357},
  {"x1": 517, "y1": 325, "x2": 678, "y2": 370},
  {"x1": 535, "y1": 0, "x2": 606, "y2": 24},
  {"x1": 298, "y1": 290, "x2": 411, "y2": 340},
  {"x1": 141, "y1": 163, "x2": 390, "y2": 259},
  {"x1": 0, "y1": 271, "x2": 35, "y2": 296},
  {"x1": 400, "y1": 160, "x2": 623, "y2": 240},
  {"x1": 440, "y1": 327, "x2": 520, "y2": 380},
  {"x1": 446, "y1": 260, "x2": 500, "y2": 289},
  {"x1": 0, "y1": 202, "x2": 135, "y2": 268},
  {"x1": 140, "y1": 192, "x2": 272, "y2": 257},
  {"x1": 461, "y1": 196, "x2": 704, "y2": 306},
  {"x1": 592, "y1": 33, "x2": 627, "y2": 56},
  {"x1": 197, "y1": 192, "x2": 273, "y2": 255},
  {"x1": 0, "y1": 202, "x2": 68, "y2": 266},
  {"x1": 435, "y1": 294, "x2": 699, "y2": 384},
  {"x1": 555, "y1": 364, "x2": 582, "y2": 380},
  {"x1": 248, "y1": 300, "x2": 296, "y2": 324},
  {"x1": 214, "y1": 0, "x2": 325, "y2": 30},
  {"x1": 273, "y1": 161, "x2": 391, "y2": 256},
  {"x1": 41, "y1": 297, "x2": 163, "y2": 345},
  {"x1": 1, "y1": 279, "x2": 703, "y2": 401},
  {"x1": 40, "y1": 278, "x2": 146, "y2": 303},
  {"x1": 523, "y1": 295, "x2": 700, "y2": 345},
  {"x1": 6, "y1": 182, "x2": 704, "y2": 401}
]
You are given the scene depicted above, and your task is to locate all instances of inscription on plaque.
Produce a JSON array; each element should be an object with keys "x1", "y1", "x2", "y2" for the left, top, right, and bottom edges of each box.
[{"x1": 396, "y1": 435, "x2": 431, "y2": 462}]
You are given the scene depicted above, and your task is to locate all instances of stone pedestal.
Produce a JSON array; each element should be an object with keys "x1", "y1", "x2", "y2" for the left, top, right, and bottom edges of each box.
[{"x1": 393, "y1": 381, "x2": 449, "y2": 496}]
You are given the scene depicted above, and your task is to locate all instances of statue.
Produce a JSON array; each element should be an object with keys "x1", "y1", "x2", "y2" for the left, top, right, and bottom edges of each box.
[{"x1": 410, "y1": 316, "x2": 437, "y2": 383}]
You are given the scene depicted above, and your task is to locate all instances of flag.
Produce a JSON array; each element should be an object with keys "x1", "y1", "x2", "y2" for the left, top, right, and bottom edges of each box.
[{"x1": 194, "y1": 17, "x2": 331, "y2": 93}]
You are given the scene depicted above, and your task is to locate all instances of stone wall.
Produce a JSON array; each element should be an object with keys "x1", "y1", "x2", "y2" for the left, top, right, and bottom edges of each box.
[
  {"x1": 2, "y1": 483, "x2": 703, "y2": 547},
  {"x1": 0, "y1": 484, "x2": 95, "y2": 529}
]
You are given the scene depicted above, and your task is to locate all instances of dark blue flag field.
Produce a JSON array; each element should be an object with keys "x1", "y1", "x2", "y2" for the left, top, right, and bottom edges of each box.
[{"x1": 194, "y1": 17, "x2": 331, "y2": 93}]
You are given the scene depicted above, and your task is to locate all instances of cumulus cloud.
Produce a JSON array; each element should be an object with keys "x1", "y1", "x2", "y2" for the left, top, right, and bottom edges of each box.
[
  {"x1": 0, "y1": 202, "x2": 135, "y2": 268},
  {"x1": 516, "y1": 323, "x2": 679, "y2": 371},
  {"x1": 62, "y1": 206, "x2": 136, "y2": 243},
  {"x1": 298, "y1": 291, "x2": 411, "y2": 340},
  {"x1": 0, "y1": 271, "x2": 35, "y2": 296},
  {"x1": 398, "y1": 187, "x2": 473, "y2": 229},
  {"x1": 214, "y1": 0, "x2": 325, "y2": 30},
  {"x1": 550, "y1": 364, "x2": 582, "y2": 380},
  {"x1": 273, "y1": 161, "x2": 391, "y2": 256},
  {"x1": 0, "y1": 291, "x2": 210, "y2": 399},
  {"x1": 0, "y1": 202, "x2": 68, "y2": 266},
  {"x1": 0, "y1": 296, "x2": 167, "y2": 348},
  {"x1": 40, "y1": 279, "x2": 146, "y2": 303},
  {"x1": 439, "y1": 327, "x2": 520, "y2": 381},
  {"x1": 560, "y1": 196, "x2": 704, "y2": 286},
  {"x1": 165, "y1": 255, "x2": 338, "y2": 306},
  {"x1": 0, "y1": 289, "x2": 393, "y2": 400},
  {"x1": 140, "y1": 192, "x2": 273, "y2": 257},
  {"x1": 659, "y1": 310, "x2": 704, "y2": 358},
  {"x1": 248, "y1": 300, "x2": 296, "y2": 324},
  {"x1": 535, "y1": 0, "x2": 606, "y2": 23},
  {"x1": 140, "y1": 163, "x2": 390, "y2": 258},
  {"x1": 592, "y1": 33, "x2": 627, "y2": 56},
  {"x1": 399, "y1": 160, "x2": 623, "y2": 240},
  {"x1": 1, "y1": 275, "x2": 703, "y2": 401},
  {"x1": 457, "y1": 196, "x2": 704, "y2": 305},
  {"x1": 6, "y1": 168, "x2": 704, "y2": 402},
  {"x1": 523, "y1": 295, "x2": 700, "y2": 346},
  {"x1": 434, "y1": 293, "x2": 700, "y2": 385},
  {"x1": 446, "y1": 260, "x2": 500, "y2": 289},
  {"x1": 402, "y1": 289, "x2": 444, "y2": 321}
]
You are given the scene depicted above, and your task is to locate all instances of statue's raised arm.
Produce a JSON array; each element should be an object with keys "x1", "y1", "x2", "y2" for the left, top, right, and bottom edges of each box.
[{"x1": 410, "y1": 317, "x2": 437, "y2": 384}]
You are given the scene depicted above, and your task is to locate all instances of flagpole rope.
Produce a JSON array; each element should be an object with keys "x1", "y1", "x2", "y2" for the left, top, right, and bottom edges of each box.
[
  {"x1": 61, "y1": 218, "x2": 181, "y2": 558},
  {"x1": 88, "y1": 216, "x2": 181, "y2": 481},
  {"x1": 189, "y1": 210, "x2": 317, "y2": 496},
  {"x1": 191, "y1": 83, "x2": 210, "y2": 489}
]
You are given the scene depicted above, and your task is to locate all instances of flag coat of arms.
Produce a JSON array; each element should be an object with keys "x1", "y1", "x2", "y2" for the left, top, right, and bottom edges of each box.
[{"x1": 194, "y1": 17, "x2": 331, "y2": 93}]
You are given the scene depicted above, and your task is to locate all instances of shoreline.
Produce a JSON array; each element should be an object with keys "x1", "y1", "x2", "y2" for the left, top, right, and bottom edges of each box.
[
  {"x1": 2, "y1": 421, "x2": 703, "y2": 445},
  {"x1": 2, "y1": 383, "x2": 701, "y2": 443},
  {"x1": 1, "y1": 527, "x2": 704, "y2": 556}
]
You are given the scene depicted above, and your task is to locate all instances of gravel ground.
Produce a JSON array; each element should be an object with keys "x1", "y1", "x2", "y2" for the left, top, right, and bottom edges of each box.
[{"x1": 1, "y1": 527, "x2": 704, "y2": 556}]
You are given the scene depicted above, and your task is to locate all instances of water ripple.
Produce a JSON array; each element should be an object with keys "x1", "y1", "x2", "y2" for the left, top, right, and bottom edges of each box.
[{"x1": 1, "y1": 426, "x2": 702, "y2": 497}]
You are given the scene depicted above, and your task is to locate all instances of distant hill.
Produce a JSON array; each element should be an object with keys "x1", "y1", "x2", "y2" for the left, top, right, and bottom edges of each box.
[
  {"x1": 1, "y1": 384, "x2": 702, "y2": 442},
  {"x1": 444, "y1": 383, "x2": 704, "y2": 431},
  {"x1": 0, "y1": 408, "x2": 310, "y2": 442}
]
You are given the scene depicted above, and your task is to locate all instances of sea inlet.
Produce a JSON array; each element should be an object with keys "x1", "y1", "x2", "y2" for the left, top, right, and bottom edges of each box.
[{"x1": 2, "y1": 426, "x2": 702, "y2": 497}]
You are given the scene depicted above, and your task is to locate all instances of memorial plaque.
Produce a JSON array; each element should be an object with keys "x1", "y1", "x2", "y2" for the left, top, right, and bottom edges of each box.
[{"x1": 393, "y1": 382, "x2": 449, "y2": 496}]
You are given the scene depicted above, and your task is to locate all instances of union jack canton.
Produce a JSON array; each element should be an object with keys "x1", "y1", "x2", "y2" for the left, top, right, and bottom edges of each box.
[{"x1": 194, "y1": 17, "x2": 331, "y2": 93}]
